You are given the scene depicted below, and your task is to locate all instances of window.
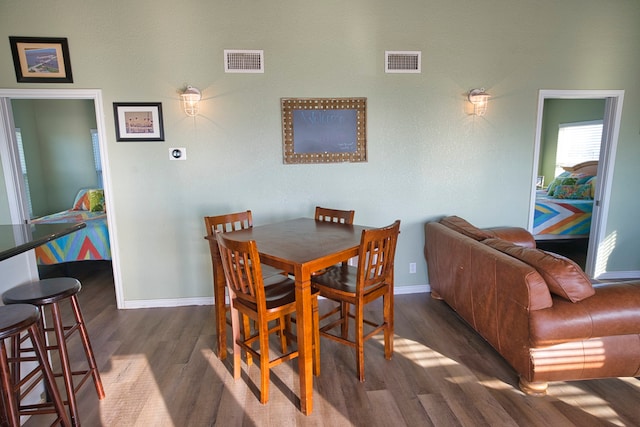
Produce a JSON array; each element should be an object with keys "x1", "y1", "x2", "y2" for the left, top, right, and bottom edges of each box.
[
  {"x1": 15, "y1": 129, "x2": 34, "y2": 218},
  {"x1": 555, "y1": 120, "x2": 602, "y2": 177},
  {"x1": 91, "y1": 129, "x2": 103, "y2": 188}
]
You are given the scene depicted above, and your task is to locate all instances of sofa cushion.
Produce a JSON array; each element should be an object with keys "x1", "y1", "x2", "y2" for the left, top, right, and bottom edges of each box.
[
  {"x1": 484, "y1": 238, "x2": 595, "y2": 303},
  {"x1": 439, "y1": 216, "x2": 493, "y2": 241}
]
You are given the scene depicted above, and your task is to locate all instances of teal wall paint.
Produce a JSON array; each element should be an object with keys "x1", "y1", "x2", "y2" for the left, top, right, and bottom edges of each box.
[
  {"x1": 539, "y1": 98, "x2": 606, "y2": 184},
  {"x1": 1, "y1": 0, "x2": 639, "y2": 302},
  {"x1": 12, "y1": 99, "x2": 98, "y2": 217}
]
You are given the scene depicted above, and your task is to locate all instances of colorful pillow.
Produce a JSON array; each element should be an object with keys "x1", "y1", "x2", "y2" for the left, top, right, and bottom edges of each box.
[
  {"x1": 88, "y1": 189, "x2": 105, "y2": 212},
  {"x1": 72, "y1": 189, "x2": 91, "y2": 210},
  {"x1": 547, "y1": 172, "x2": 595, "y2": 197},
  {"x1": 553, "y1": 184, "x2": 592, "y2": 199},
  {"x1": 72, "y1": 188, "x2": 104, "y2": 211},
  {"x1": 484, "y1": 238, "x2": 595, "y2": 302}
]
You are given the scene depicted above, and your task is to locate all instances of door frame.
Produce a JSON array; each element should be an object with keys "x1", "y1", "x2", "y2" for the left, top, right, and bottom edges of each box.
[
  {"x1": 0, "y1": 88, "x2": 124, "y2": 308},
  {"x1": 529, "y1": 89, "x2": 624, "y2": 278}
]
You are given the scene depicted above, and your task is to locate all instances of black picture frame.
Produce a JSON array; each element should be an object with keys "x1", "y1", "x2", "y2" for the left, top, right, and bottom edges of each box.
[
  {"x1": 113, "y1": 102, "x2": 165, "y2": 142},
  {"x1": 9, "y1": 36, "x2": 73, "y2": 83}
]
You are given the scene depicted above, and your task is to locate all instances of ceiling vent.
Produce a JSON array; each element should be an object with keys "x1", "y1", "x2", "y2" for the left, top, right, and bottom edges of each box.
[
  {"x1": 385, "y1": 51, "x2": 421, "y2": 73},
  {"x1": 224, "y1": 49, "x2": 264, "y2": 73}
]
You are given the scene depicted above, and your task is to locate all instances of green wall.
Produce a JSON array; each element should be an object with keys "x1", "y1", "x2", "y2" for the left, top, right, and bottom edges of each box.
[
  {"x1": 539, "y1": 98, "x2": 606, "y2": 184},
  {"x1": 1, "y1": 0, "x2": 639, "y2": 304},
  {"x1": 11, "y1": 99, "x2": 98, "y2": 217}
]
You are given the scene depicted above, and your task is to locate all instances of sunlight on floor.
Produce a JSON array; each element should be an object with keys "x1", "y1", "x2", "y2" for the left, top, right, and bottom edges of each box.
[
  {"x1": 102, "y1": 354, "x2": 172, "y2": 426},
  {"x1": 549, "y1": 382, "x2": 628, "y2": 427},
  {"x1": 379, "y1": 335, "x2": 458, "y2": 368}
]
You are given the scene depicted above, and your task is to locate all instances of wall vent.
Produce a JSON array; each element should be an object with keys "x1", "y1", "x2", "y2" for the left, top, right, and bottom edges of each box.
[
  {"x1": 385, "y1": 51, "x2": 421, "y2": 73},
  {"x1": 224, "y1": 49, "x2": 264, "y2": 73}
]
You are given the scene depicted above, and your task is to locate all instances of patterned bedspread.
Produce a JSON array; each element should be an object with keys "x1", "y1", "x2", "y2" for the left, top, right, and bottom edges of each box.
[
  {"x1": 31, "y1": 210, "x2": 111, "y2": 264},
  {"x1": 533, "y1": 191, "x2": 593, "y2": 239}
]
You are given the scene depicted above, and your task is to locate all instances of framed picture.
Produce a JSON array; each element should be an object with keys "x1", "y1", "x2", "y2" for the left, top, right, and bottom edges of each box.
[
  {"x1": 281, "y1": 97, "x2": 367, "y2": 164},
  {"x1": 9, "y1": 36, "x2": 73, "y2": 83},
  {"x1": 113, "y1": 103, "x2": 164, "y2": 142}
]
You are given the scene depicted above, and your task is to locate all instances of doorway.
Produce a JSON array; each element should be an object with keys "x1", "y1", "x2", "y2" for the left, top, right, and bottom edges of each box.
[
  {"x1": 0, "y1": 88, "x2": 123, "y2": 308},
  {"x1": 529, "y1": 89, "x2": 625, "y2": 279}
]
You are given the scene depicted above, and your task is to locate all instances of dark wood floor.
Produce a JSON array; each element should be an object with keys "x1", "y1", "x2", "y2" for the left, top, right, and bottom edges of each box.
[{"x1": 26, "y1": 261, "x2": 639, "y2": 426}]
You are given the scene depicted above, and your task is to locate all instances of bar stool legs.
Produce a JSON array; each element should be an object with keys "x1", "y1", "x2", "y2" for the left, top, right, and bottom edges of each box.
[
  {"x1": 3, "y1": 278, "x2": 105, "y2": 426},
  {"x1": 0, "y1": 304, "x2": 71, "y2": 427}
]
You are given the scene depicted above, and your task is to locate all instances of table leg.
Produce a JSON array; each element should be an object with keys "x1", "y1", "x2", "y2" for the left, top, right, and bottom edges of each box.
[{"x1": 294, "y1": 266, "x2": 313, "y2": 415}]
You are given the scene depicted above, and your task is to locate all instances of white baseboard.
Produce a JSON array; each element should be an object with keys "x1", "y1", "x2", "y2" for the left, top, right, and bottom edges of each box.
[{"x1": 121, "y1": 284, "x2": 431, "y2": 309}]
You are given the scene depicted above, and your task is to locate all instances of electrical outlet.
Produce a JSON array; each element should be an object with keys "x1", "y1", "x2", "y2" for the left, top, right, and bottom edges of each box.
[
  {"x1": 409, "y1": 262, "x2": 416, "y2": 274},
  {"x1": 169, "y1": 147, "x2": 186, "y2": 160}
]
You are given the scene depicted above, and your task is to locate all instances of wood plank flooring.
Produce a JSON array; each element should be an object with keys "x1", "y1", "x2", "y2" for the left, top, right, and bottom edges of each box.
[{"x1": 26, "y1": 261, "x2": 640, "y2": 426}]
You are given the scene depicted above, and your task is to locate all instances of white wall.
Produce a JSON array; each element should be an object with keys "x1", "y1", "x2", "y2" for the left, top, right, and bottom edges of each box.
[{"x1": 1, "y1": 0, "x2": 639, "y2": 305}]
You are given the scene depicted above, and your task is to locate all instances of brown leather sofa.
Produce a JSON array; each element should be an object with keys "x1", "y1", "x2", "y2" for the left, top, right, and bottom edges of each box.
[{"x1": 424, "y1": 215, "x2": 640, "y2": 395}]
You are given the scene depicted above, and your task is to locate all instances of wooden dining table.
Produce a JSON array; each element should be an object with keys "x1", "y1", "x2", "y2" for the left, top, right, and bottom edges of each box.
[{"x1": 206, "y1": 217, "x2": 370, "y2": 415}]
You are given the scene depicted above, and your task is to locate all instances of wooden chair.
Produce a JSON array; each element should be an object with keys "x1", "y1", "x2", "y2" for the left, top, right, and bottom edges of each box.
[
  {"x1": 216, "y1": 233, "x2": 320, "y2": 404},
  {"x1": 204, "y1": 210, "x2": 283, "y2": 360},
  {"x1": 311, "y1": 220, "x2": 400, "y2": 382},
  {"x1": 314, "y1": 206, "x2": 355, "y2": 225}
]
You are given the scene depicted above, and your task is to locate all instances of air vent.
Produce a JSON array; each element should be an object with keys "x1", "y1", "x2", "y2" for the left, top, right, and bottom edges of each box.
[
  {"x1": 224, "y1": 49, "x2": 264, "y2": 73},
  {"x1": 385, "y1": 51, "x2": 421, "y2": 73}
]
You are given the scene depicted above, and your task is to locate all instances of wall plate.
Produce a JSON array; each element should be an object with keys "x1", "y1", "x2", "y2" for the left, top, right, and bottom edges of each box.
[{"x1": 169, "y1": 147, "x2": 186, "y2": 160}]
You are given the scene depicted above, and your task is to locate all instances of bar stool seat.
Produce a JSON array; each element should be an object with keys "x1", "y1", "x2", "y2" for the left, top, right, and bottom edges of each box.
[
  {"x1": 3, "y1": 278, "x2": 104, "y2": 426},
  {"x1": 0, "y1": 303, "x2": 70, "y2": 426}
]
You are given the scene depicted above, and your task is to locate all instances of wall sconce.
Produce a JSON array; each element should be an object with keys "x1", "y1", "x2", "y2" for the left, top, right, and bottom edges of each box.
[
  {"x1": 181, "y1": 85, "x2": 201, "y2": 117},
  {"x1": 468, "y1": 88, "x2": 491, "y2": 116}
]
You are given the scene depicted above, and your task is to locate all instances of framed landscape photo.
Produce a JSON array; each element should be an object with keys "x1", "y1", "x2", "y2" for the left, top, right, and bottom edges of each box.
[
  {"x1": 281, "y1": 97, "x2": 367, "y2": 164},
  {"x1": 113, "y1": 102, "x2": 165, "y2": 142},
  {"x1": 9, "y1": 36, "x2": 73, "y2": 83}
]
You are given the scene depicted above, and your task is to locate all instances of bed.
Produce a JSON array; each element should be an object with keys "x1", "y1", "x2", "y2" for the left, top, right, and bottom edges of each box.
[
  {"x1": 533, "y1": 161, "x2": 597, "y2": 240},
  {"x1": 31, "y1": 188, "x2": 111, "y2": 264}
]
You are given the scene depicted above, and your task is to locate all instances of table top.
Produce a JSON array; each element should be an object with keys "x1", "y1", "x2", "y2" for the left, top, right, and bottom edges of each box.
[
  {"x1": 216, "y1": 217, "x2": 370, "y2": 272},
  {"x1": 0, "y1": 222, "x2": 86, "y2": 262}
]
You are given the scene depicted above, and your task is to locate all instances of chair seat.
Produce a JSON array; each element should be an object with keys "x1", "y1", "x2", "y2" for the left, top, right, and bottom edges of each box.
[
  {"x1": 237, "y1": 275, "x2": 320, "y2": 311},
  {"x1": 312, "y1": 265, "x2": 387, "y2": 298},
  {"x1": 0, "y1": 304, "x2": 40, "y2": 339},
  {"x1": 2, "y1": 277, "x2": 81, "y2": 306}
]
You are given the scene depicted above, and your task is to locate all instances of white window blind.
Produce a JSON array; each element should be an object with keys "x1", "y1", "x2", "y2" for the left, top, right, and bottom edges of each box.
[
  {"x1": 91, "y1": 129, "x2": 104, "y2": 188},
  {"x1": 15, "y1": 128, "x2": 34, "y2": 218},
  {"x1": 555, "y1": 120, "x2": 602, "y2": 177}
]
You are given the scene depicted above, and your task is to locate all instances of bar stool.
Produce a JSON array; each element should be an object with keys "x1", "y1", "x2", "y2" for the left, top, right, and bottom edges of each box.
[
  {"x1": 2, "y1": 278, "x2": 105, "y2": 426},
  {"x1": 0, "y1": 303, "x2": 70, "y2": 426}
]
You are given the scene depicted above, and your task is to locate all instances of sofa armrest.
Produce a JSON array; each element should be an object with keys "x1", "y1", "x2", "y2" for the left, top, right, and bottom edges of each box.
[{"x1": 486, "y1": 226, "x2": 536, "y2": 248}]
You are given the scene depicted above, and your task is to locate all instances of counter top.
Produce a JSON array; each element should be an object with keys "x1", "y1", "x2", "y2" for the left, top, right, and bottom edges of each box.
[{"x1": 0, "y1": 222, "x2": 86, "y2": 262}]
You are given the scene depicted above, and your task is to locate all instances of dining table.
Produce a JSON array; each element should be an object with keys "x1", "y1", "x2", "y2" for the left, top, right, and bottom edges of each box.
[{"x1": 206, "y1": 217, "x2": 371, "y2": 415}]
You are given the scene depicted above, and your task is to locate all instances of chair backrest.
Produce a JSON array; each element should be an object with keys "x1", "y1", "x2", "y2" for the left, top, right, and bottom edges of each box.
[
  {"x1": 356, "y1": 220, "x2": 401, "y2": 295},
  {"x1": 216, "y1": 233, "x2": 266, "y2": 311},
  {"x1": 204, "y1": 210, "x2": 253, "y2": 236},
  {"x1": 315, "y1": 206, "x2": 355, "y2": 224},
  {"x1": 204, "y1": 210, "x2": 254, "y2": 284}
]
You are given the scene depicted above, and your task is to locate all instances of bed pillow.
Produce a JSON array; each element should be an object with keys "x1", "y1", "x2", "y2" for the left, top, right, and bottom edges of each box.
[
  {"x1": 72, "y1": 189, "x2": 91, "y2": 210},
  {"x1": 88, "y1": 189, "x2": 105, "y2": 212},
  {"x1": 484, "y1": 238, "x2": 595, "y2": 302},
  {"x1": 553, "y1": 184, "x2": 592, "y2": 199}
]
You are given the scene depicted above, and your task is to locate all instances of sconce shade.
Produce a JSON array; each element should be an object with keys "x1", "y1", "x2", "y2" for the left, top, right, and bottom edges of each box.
[
  {"x1": 181, "y1": 85, "x2": 201, "y2": 117},
  {"x1": 468, "y1": 88, "x2": 491, "y2": 116}
]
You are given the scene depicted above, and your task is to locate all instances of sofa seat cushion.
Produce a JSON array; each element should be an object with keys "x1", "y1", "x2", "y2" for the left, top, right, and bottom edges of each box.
[
  {"x1": 484, "y1": 238, "x2": 595, "y2": 302},
  {"x1": 439, "y1": 216, "x2": 493, "y2": 241},
  {"x1": 530, "y1": 282, "x2": 640, "y2": 346}
]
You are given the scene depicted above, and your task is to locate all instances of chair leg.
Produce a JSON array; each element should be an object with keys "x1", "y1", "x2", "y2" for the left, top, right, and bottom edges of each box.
[
  {"x1": 384, "y1": 291, "x2": 394, "y2": 359},
  {"x1": 0, "y1": 341, "x2": 20, "y2": 427},
  {"x1": 355, "y1": 303, "x2": 365, "y2": 382},
  {"x1": 51, "y1": 301, "x2": 81, "y2": 425},
  {"x1": 69, "y1": 295, "x2": 105, "y2": 399},
  {"x1": 242, "y1": 314, "x2": 253, "y2": 367},
  {"x1": 340, "y1": 302, "x2": 350, "y2": 339},
  {"x1": 258, "y1": 318, "x2": 270, "y2": 404},
  {"x1": 230, "y1": 307, "x2": 242, "y2": 380},
  {"x1": 279, "y1": 315, "x2": 288, "y2": 354}
]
